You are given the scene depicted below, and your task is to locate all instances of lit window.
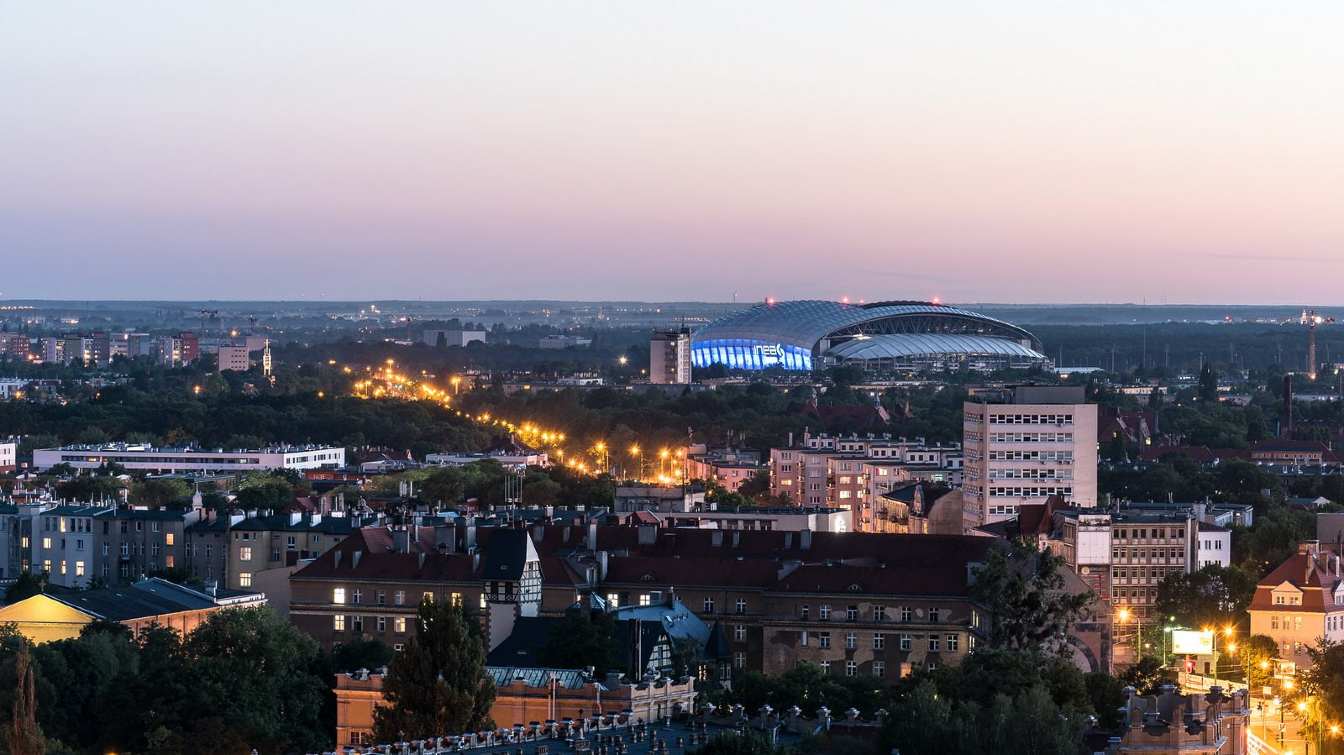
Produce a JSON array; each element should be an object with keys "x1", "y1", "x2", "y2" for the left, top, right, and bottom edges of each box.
[
  {"x1": 333, "y1": 587, "x2": 346, "y2": 604},
  {"x1": 395, "y1": 617, "x2": 406, "y2": 633},
  {"x1": 607, "y1": 593, "x2": 620, "y2": 608},
  {"x1": 41, "y1": 537, "x2": 51, "y2": 550},
  {"x1": 240, "y1": 546, "x2": 252, "y2": 561},
  {"x1": 873, "y1": 661, "x2": 885, "y2": 677},
  {"x1": 239, "y1": 572, "x2": 252, "y2": 587},
  {"x1": 451, "y1": 592, "x2": 462, "y2": 607},
  {"x1": 165, "y1": 533, "x2": 175, "y2": 546},
  {"x1": 334, "y1": 614, "x2": 345, "y2": 630},
  {"x1": 75, "y1": 561, "x2": 85, "y2": 577},
  {"x1": 640, "y1": 594, "x2": 651, "y2": 607},
  {"x1": 846, "y1": 661, "x2": 857, "y2": 677}
]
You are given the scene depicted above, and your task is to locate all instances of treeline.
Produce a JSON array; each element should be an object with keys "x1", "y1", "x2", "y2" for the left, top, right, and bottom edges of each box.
[
  {"x1": 0, "y1": 609, "x2": 336, "y2": 755},
  {"x1": 0, "y1": 391, "x2": 495, "y2": 459}
]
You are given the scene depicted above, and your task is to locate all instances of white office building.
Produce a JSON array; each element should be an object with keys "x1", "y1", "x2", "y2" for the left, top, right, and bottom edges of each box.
[
  {"x1": 34, "y1": 444, "x2": 345, "y2": 473},
  {"x1": 650, "y1": 329, "x2": 692, "y2": 384},
  {"x1": 962, "y1": 385, "x2": 1098, "y2": 527}
]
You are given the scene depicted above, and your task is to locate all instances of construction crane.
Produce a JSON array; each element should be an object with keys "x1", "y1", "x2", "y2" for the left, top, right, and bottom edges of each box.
[
  {"x1": 197, "y1": 308, "x2": 220, "y2": 334},
  {"x1": 1300, "y1": 309, "x2": 1336, "y2": 380}
]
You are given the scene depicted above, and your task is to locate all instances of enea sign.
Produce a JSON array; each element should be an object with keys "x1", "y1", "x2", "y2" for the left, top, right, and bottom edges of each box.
[
  {"x1": 753, "y1": 343, "x2": 784, "y2": 365},
  {"x1": 1171, "y1": 630, "x2": 1214, "y2": 655}
]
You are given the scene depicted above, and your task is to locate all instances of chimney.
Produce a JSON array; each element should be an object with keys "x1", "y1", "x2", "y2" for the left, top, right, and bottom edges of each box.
[
  {"x1": 393, "y1": 526, "x2": 411, "y2": 553},
  {"x1": 586, "y1": 521, "x2": 598, "y2": 552}
]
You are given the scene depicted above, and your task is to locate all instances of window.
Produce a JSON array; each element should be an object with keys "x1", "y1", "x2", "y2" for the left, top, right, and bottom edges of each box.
[
  {"x1": 239, "y1": 572, "x2": 252, "y2": 587},
  {"x1": 41, "y1": 537, "x2": 51, "y2": 550},
  {"x1": 799, "y1": 605, "x2": 810, "y2": 620},
  {"x1": 846, "y1": 606, "x2": 858, "y2": 622},
  {"x1": 873, "y1": 633, "x2": 886, "y2": 650},
  {"x1": 819, "y1": 661, "x2": 831, "y2": 674},
  {"x1": 734, "y1": 625, "x2": 746, "y2": 642},
  {"x1": 640, "y1": 594, "x2": 652, "y2": 607},
  {"x1": 165, "y1": 555, "x2": 174, "y2": 568},
  {"x1": 928, "y1": 636, "x2": 940, "y2": 652},
  {"x1": 734, "y1": 652, "x2": 746, "y2": 669},
  {"x1": 376, "y1": 617, "x2": 387, "y2": 632},
  {"x1": 451, "y1": 592, "x2": 462, "y2": 607},
  {"x1": 394, "y1": 590, "x2": 405, "y2": 606},
  {"x1": 704, "y1": 598, "x2": 715, "y2": 614},
  {"x1": 845, "y1": 633, "x2": 857, "y2": 650},
  {"x1": 872, "y1": 661, "x2": 885, "y2": 677},
  {"x1": 800, "y1": 631, "x2": 809, "y2": 647},
  {"x1": 422, "y1": 591, "x2": 434, "y2": 603},
  {"x1": 165, "y1": 533, "x2": 174, "y2": 546},
  {"x1": 845, "y1": 661, "x2": 857, "y2": 677},
  {"x1": 334, "y1": 615, "x2": 345, "y2": 631},
  {"x1": 395, "y1": 617, "x2": 406, "y2": 633},
  {"x1": 607, "y1": 593, "x2": 620, "y2": 608},
  {"x1": 479, "y1": 593, "x2": 487, "y2": 609},
  {"x1": 736, "y1": 599, "x2": 747, "y2": 614},
  {"x1": 901, "y1": 606, "x2": 912, "y2": 622},
  {"x1": 333, "y1": 587, "x2": 347, "y2": 604},
  {"x1": 947, "y1": 634, "x2": 959, "y2": 652},
  {"x1": 899, "y1": 634, "x2": 911, "y2": 651},
  {"x1": 376, "y1": 591, "x2": 386, "y2": 606},
  {"x1": 352, "y1": 589, "x2": 362, "y2": 604},
  {"x1": 240, "y1": 546, "x2": 252, "y2": 561},
  {"x1": 929, "y1": 608, "x2": 941, "y2": 623},
  {"x1": 60, "y1": 560, "x2": 67, "y2": 575},
  {"x1": 818, "y1": 633, "x2": 832, "y2": 649},
  {"x1": 874, "y1": 606, "x2": 886, "y2": 622},
  {"x1": 75, "y1": 561, "x2": 85, "y2": 577},
  {"x1": 819, "y1": 605, "x2": 831, "y2": 621},
  {"x1": 42, "y1": 560, "x2": 51, "y2": 574}
]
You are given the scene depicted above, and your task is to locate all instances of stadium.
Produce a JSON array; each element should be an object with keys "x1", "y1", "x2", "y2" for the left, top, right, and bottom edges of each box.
[{"x1": 690, "y1": 300, "x2": 1049, "y2": 373}]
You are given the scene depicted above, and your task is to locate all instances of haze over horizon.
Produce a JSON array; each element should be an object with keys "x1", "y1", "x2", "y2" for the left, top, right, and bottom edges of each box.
[{"x1": 5, "y1": 3, "x2": 1344, "y2": 303}]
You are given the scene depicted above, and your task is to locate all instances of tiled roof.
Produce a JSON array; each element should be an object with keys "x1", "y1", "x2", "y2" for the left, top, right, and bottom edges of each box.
[{"x1": 1250, "y1": 550, "x2": 1344, "y2": 612}]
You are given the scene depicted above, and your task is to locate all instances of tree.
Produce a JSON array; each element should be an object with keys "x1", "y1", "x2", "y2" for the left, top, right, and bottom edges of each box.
[
  {"x1": 330, "y1": 638, "x2": 394, "y2": 673},
  {"x1": 1198, "y1": 364, "x2": 1218, "y2": 403},
  {"x1": 5, "y1": 572, "x2": 46, "y2": 604},
  {"x1": 970, "y1": 541, "x2": 1094, "y2": 652},
  {"x1": 1153, "y1": 565, "x2": 1256, "y2": 630},
  {"x1": 420, "y1": 468, "x2": 466, "y2": 506},
  {"x1": 8, "y1": 643, "x2": 43, "y2": 755},
  {"x1": 1117, "y1": 656, "x2": 1165, "y2": 695},
  {"x1": 130, "y1": 478, "x2": 193, "y2": 508},
  {"x1": 536, "y1": 607, "x2": 620, "y2": 673},
  {"x1": 374, "y1": 600, "x2": 495, "y2": 742}
]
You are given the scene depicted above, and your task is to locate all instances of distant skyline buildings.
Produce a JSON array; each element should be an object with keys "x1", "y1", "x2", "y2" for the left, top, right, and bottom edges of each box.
[{"x1": 4, "y1": 3, "x2": 1344, "y2": 302}]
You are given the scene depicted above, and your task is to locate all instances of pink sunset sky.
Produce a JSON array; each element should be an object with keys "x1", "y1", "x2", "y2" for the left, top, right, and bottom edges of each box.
[{"x1": 3, "y1": 2, "x2": 1343, "y2": 302}]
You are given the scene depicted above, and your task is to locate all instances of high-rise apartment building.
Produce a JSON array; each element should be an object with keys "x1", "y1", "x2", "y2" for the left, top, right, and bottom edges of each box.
[
  {"x1": 649, "y1": 329, "x2": 691, "y2": 384},
  {"x1": 962, "y1": 386, "x2": 1097, "y2": 527}
]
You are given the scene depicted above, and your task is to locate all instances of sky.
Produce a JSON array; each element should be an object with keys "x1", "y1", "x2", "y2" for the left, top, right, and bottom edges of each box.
[{"x1": 3, "y1": 2, "x2": 1344, "y2": 303}]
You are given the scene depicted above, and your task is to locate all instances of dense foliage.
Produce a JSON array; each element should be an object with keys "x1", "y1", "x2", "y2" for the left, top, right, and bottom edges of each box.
[
  {"x1": 374, "y1": 600, "x2": 495, "y2": 742},
  {"x1": 0, "y1": 609, "x2": 333, "y2": 755}
]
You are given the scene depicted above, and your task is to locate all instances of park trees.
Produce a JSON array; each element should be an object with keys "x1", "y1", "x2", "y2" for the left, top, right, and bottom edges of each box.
[{"x1": 373, "y1": 599, "x2": 495, "y2": 741}]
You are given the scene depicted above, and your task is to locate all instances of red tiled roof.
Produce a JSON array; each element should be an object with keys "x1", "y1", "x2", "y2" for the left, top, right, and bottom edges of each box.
[{"x1": 1250, "y1": 550, "x2": 1344, "y2": 613}]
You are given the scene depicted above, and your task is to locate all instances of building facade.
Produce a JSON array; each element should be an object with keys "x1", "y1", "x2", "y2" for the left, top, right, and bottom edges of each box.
[
  {"x1": 963, "y1": 386, "x2": 1098, "y2": 527},
  {"x1": 34, "y1": 444, "x2": 345, "y2": 473},
  {"x1": 650, "y1": 329, "x2": 692, "y2": 384}
]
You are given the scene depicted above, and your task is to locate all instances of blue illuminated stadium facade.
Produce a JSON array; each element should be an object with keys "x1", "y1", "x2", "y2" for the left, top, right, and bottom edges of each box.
[{"x1": 690, "y1": 300, "x2": 1048, "y2": 373}]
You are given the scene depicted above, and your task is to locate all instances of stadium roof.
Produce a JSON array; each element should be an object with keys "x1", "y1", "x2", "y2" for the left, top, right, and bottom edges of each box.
[
  {"x1": 825, "y1": 333, "x2": 1047, "y2": 362},
  {"x1": 691, "y1": 299, "x2": 1038, "y2": 352}
]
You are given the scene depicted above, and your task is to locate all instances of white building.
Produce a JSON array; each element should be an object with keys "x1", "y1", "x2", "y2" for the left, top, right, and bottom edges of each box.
[
  {"x1": 33, "y1": 444, "x2": 345, "y2": 473},
  {"x1": 0, "y1": 379, "x2": 27, "y2": 400},
  {"x1": 424, "y1": 451, "x2": 548, "y2": 471},
  {"x1": 422, "y1": 328, "x2": 487, "y2": 348},
  {"x1": 1196, "y1": 522, "x2": 1232, "y2": 568},
  {"x1": 539, "y1": 334, "x2": 593, "y2": 350},
  {"x1": 650, "y1": 506, "x2": 849, "y2": 533},
  {"x1": 962, "y1": 385, "x2": 1098, "y2": 527},
  {"x1": 649, "y1": 330, "x2": 692, "y2": 384},
  {"x1": 217, "y1": 345, "x2": 251, "y2": 372},
  {"x1": 0, "y1": 440, "x2": 16, "y2": 471}
]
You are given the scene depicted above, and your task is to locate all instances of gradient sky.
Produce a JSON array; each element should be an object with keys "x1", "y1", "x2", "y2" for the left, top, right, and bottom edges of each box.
[{"x1": 4, "y1": 2, "x2": 1344, "y2": 303}]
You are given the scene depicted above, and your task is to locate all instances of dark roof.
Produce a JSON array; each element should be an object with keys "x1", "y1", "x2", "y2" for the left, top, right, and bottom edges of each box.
[
  {"x1": 486, "y1": 616, "x2": 557, "y2": 667},
  {"x1": 232, "y1": 513, "x2": 359, "y2": 534},
  {"x1": 48, "y1": 578, "x2": 241, "y2": 622},
  {"x1": 480, "y1": 529, "x2": 536, "y2": 581}
]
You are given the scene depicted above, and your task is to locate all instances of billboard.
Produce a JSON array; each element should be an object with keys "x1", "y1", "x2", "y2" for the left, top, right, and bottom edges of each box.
[{"x1": 1171, "y1": 630, "x2": 1214, "y2": 655}]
